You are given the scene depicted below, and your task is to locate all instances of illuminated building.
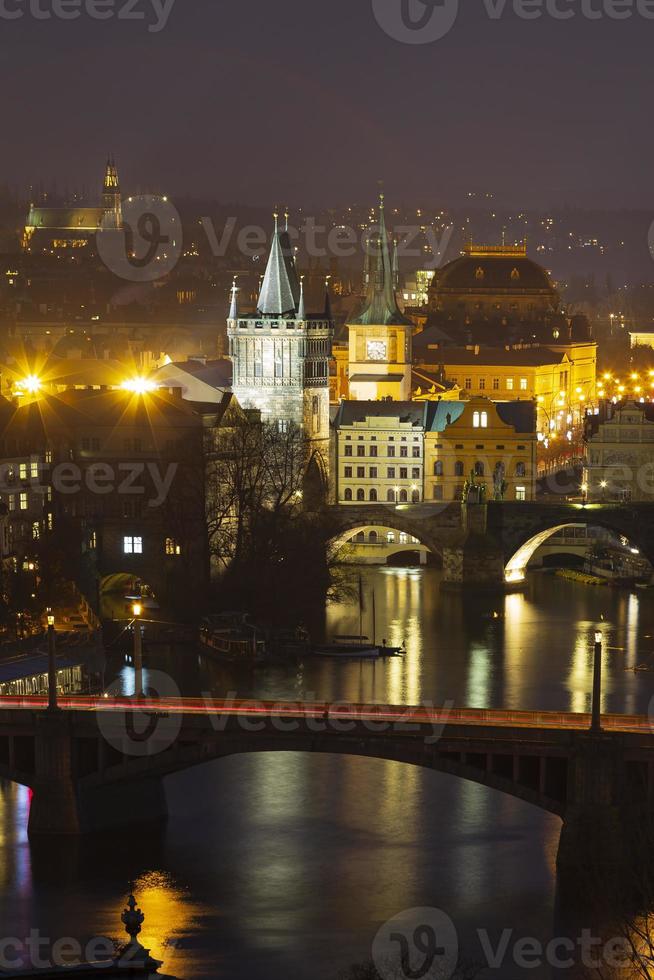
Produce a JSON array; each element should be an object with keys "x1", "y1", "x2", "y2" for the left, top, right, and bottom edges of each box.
[
  {"x1": 227, "y1": 215, "x2": 334, "y2": 459},
  {"x1": 333, "y1": 397, "x2": 536, "y2": 505},
  {"x1": 333, "y1": 402, "x2": 426, "y2": 505},
  {"x1": 413, "y1": 342, "x2": 596, "y2": 437},
  {"x1": 22, "y1": 156, "x2": 123, "y2": 251},
  {"x1": 424, "y1": 398, "x2": 537, "y2": 503},
  {"x1": 584, "y1": 401, "x2": 654, "y2": 502},
  {"x1": 431, "y1": 242, "x2": 558, "y2": 320},
  {"x1": 347, "y1": 195, "x2": 414, "y2": 401}
]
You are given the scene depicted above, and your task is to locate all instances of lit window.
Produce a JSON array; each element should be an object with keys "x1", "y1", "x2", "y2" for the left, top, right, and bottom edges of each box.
[
  {"x1": 165, "y1": 537, "x2": 181, "y2": 556},
  {"x1": 30, "y1": 461, "x2": 38, "y2": 479},
  {"x1": 123, "y1": 536, "x2": 143, "y2": 555},
  {"x1": 387, "y1": 532, "x2": 395, "y2": 544},
  {"x1": 32, "y1": 521, "x2": 40, "y2": 540},
  {"x1": 19, "y1": 493, "x2": 28, "y2": 511},
  {"x1": 8, "y1": 495, "x2": 15, "y2": 512},
  {"x1": 89, "y1": 531, "x2": 96, "y2": 548},
  {"x1": 516, "y1": 487, "x2": 527, "y2": 502},
  {"x1": 45, "y1": 449, "x2": 52, "y2": 464},
  {"x1": 506, "y1": 378, "x2": 514, "y2": 391},
  {"x1": 19, "y1": 463, "x2": 27, "y2": 480},
  {"x1": 519, "y1": 378, "x2": 528, "y2": 391}
]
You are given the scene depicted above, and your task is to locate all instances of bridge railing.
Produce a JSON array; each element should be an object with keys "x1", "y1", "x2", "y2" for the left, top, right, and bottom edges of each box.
[{"x1": 0, "y1": 696, "x2": 651, "y2": 734}]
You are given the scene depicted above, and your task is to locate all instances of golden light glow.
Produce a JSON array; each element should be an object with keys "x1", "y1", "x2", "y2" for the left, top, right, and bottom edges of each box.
[
  {"x1": 121, "y1": 377, "x2": 157, "y2": 395},
  {"x1": 16, "y1": 375, "x2": 42, "y2": 395},
  {"x1": 132, "y1": 602, "x2": 143, "y2": 618}
]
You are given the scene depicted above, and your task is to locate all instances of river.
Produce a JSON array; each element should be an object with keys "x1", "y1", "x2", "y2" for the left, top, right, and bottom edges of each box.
[{"x1": 0, "y1": 567, "x2": 653, "y2": 979}]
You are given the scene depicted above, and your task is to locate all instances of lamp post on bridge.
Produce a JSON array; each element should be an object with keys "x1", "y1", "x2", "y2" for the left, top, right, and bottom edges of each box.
[
  {"x1": 132, "y1": 601, "x2": 144, "y2": 699},
  {"x1": 591, "y1": 629, "x2": 603, "y2": 734},
  {"x1": 46, "y1": 607, "x2": 58, "y2": 712}
]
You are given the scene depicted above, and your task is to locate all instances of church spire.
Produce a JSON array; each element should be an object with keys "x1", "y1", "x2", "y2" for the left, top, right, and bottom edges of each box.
[
  {"x1": 102, "y1": 154, "x2": 121, "y2": 229},
  {"x1": 257, "y1": 212, "x2": 301, "y2": 317},
  {"x1": 351, "y1": 193, "x2": 411, "y2": 327},
  {"x1": 229, "y1": 277, "x2": 238, "y2": 321},
  {"x1": 297, "y1": 276, "x2": 306, "y2": 320},
  {"x1": 324, "y1": 276, "x2": 332, "y2": 320}
]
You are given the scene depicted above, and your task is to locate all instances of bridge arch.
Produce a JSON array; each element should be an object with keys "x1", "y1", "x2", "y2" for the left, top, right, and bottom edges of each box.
[
  {"x1": 99, "y1": 737, "x2": 567, "y2": 818},
  {"x1": 329, "y1": 522, "x2": 438, "y2": 564},
  {"x1": 504, "y1": 520, "x2": 651, "y2": 585}
]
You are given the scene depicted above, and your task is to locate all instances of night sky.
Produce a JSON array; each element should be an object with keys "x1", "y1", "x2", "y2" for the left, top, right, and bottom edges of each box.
[{"x1": 3, "y1": 0, "x2": 652, "y2": 208}]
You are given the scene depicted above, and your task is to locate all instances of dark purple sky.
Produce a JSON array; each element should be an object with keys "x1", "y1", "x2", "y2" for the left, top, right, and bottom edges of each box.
[{"x1": 3, "y1": 0, "x2": 652, "y2": 209}]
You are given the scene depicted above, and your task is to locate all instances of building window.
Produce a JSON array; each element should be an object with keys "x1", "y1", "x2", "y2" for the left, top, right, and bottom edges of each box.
[
  {"x1": 516, "y1": 462, "x2": 527, "y2": 477},
  {"x1": 455, "y1": 462, "x2": 464, "y2": 477},
  {"x1": 8, "y1": 495, "x2": 15, "y2": 512},
  {"x1": 30, "y1": 461, "x2": 38, "y2": 479},
  {"x1": 433, "y1": 486, "x2": 444, "y2": 501},
  {"x1": 356, "y1": 489, "x2": 365, "y2": 502},
  {"x1": 45, "y1": 449, "x2": 52, "y2": 464},
  {"x1": 344, "y1": 488, "x2": 353, "y2": 501},
  {"x1": 519, "y1": 378, "x2": 528, "y2": 391},
  {"x1": 89, "y1": 531, "x2": 97, "y2": 549},
  {"x1": 19, "y1": 463, "x2": 27, "y2": 480},
  {"x1": 344, "y1": 467, "x2": 352, "y2": 478},
  {"x1": 357, "y1": 446, "x2": 365, "y2": 457},
  {"x1": 412, "y1": 468, "x2": 420, "y2": 479},
  {"x1": 473, "y1": 412, "x2": 489, "y2": 429},
  {"x1": 254, "y1": 350, "x2": 263, "y2": 378},
  {"x1": 387, "y1": 489, "x2": 395, "y2": 503},
  {"x1": 274, "y1": 350, "x2": 283, "y2": 379},
  {"x1": 506, "y1": 378, "x2": 514, "y2": 391},
  {"x1": 370, "y1": 467, "x2": 378, "y2": 479},
  {"x1": 123, "y1": 536, "x2": 143, "y2": 555},
  {"x1": 400, "y1": 468, "x2": 408, "y2": 479},
  {"x1": 369, "y1": 489, "x2": 378, "y2": 502},
  {"x1": 412, "y1": 447, "x2": 420, "y2": 458},
  {"x1": 387, "y1": 467, "x2": 396, "y2": 478},
  {"x1": 465, "y1": 378, "x2": 472, "y2": 390},
  {"x1": 474, "y1": 462, "x2": 485, "y2": 477},
  {"x1": 369, "y1": 445, "x2": 378, "y2": 458},
  {"x1": 493, "y1": 378, "x2": 500, "y2": 391},
  {"x1": 388, "y1": 446, "x2": 396, "y2": 458},
  {"x1": 19, "y1": 493, "x2": 28, "y2": 511},
  {"x1": 387, "y1": 531, "x2": 395, "y2": 543},
  {"x1": 369, "y1": 531, "x2": 378, "y2": 543},
  {"x1": 357, "y1": 467, "x2": 365, "y2": 478},
  {"x1": 434, "y1": 461, "x2": 444, "y2": 477},
  {"x1": 344, "y1": 445, "x2": 352, "y2": 457},
  {"x1": 412, "y1": 490, "x2": 420, "y2": 503},
  {"x1": 165, "y1": 538, "x2": 181, "y2": 556},
  {"x1": 32, "y1": 521, "x2": 40, "y2": 540},
  {"x1": 399, "y1": 489, "x2": 408, "y2": 503},
  {"x1": 516, "y1": 486, "x2": 527, "y2": 501}
]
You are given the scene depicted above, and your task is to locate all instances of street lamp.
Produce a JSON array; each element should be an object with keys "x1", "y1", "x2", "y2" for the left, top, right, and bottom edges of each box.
[
  {"x1": 591, "y1": 630, "x2": 603, "y2": 734},
  {"x1": 132, "y1": 601, "x2": 144, "y2": 698},
  {"x1": 46, "y1": 607, "x2": 58, "y2": 712}
]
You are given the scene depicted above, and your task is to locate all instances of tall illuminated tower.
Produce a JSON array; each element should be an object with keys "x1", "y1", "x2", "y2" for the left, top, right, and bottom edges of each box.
[
  {"x1": 347, "y1": 194, "x2": 413, "y2": 401},
  {"x1": 227, "y1": 214, "x2": 334, "y2": 461},
  {"x1": 102, "y1": 155, "x2": 122, "y2": 229}
]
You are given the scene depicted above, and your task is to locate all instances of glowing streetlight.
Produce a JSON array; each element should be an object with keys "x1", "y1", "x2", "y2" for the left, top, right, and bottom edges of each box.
[
  {"x1": 46, "y1": 608, "x2": 58, "y2": 712},
  {"x1": 16, "y1": 375, "x2": 42, "y2": 395},
  {"x1": 121, "y1": 378, "x2": 157, "y2": 395},
  {"x1": 132, "y1": 601, "x2": 144, "y2": 698}
]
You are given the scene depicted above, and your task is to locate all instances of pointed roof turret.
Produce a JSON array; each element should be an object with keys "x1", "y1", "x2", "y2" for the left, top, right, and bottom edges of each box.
[
  {"x1": 297, "y1": 276, "x2": 306, "y2": 320},
  {"x1": 257, "y1": 212, "x2": 301, "y2": 317},
  {"x1": 228, "y1": 277, "x2": 238, "y2": 320},
  {"x1": 351, "y1": 193, "x2": 412, "y2": 327},
  {"x1": 324, "y1": 276, "x2": 332, "y2": 320},
  {"x1": 392, "y1": 237, "x2": 400, "y2": 290}
]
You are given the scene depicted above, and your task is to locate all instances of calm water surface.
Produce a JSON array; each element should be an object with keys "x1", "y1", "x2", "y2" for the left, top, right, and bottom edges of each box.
[{"x1": 0, "y1": 568, "x2": 653, "y2": 979}]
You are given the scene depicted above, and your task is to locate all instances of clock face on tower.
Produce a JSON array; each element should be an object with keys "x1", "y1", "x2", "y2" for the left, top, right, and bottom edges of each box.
[{"x1": 367, "y1": 340, "x2": 387, "y2": 362}]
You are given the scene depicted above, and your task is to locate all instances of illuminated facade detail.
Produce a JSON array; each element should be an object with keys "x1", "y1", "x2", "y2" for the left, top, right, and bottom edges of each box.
[
  {"x1": 347, "y1": 195, "x2": 413, "y2": 401},
  {"x1": 23, "y1": 156, "x2": 123, "y2": 250},
  {"x1": 584, "y1": 401, "x2": 654, "y2": 502},
  {"x1": 227, "y1": 217, "x2": 334, "y2": 457}
]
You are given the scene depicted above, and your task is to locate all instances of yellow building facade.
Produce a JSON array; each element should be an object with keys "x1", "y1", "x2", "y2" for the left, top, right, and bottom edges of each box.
[{"x1": 424, "y1": 398, "x2": 537, "y2": 503}]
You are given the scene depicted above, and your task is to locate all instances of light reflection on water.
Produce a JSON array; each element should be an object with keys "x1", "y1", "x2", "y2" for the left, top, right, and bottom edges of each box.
[{"x1": 0, "y1": 568, "x2": 652, "y2": 978}]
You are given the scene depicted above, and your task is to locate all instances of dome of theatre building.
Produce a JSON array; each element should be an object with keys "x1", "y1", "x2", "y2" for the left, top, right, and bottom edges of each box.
[{"x1": 430, "y1": 242, "x2": 559, "y2": 320}]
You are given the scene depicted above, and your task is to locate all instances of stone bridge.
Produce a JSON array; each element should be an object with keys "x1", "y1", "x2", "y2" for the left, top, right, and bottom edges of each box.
[
  {"x1": 1, "y1": 699, "x2": 653, "y2": 886},
  {"x1": 327, "y1": 501, "x2": 654, "y2": 589}
]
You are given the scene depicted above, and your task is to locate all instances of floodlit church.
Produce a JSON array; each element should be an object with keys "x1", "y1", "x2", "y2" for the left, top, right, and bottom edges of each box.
[
  {"x1": 227, "y1": 215, "x2": 334, "y2": 459},
  {"x1": 347, "y1": 195, "x2": 414, "y2": 401},
  {"x1": 23, "y1": 157, "x2": 123, "y2": 251}
]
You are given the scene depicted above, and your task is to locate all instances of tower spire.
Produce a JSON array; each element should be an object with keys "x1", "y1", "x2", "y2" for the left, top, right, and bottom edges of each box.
[
  {"x1": 229, "y1": 277, "x2": 238, "y2": 321},
  {"x1": 297, "y1": 275, "x2": 306, "y2": 320},
  {"x1": 350, "y1": 192, "x2": 411, "y2": 327},
  {"x1": 257, "y1": 212, "x2": 301, "y2": 316},
  {"x1": 324, "y1": 275, "x2": 332, "y2": 319}
]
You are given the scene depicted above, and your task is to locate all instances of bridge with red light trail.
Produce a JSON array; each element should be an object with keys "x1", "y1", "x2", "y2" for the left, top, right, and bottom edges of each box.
[{"x1": 0, "y1": 694, "x2": 652, "y2": 880}]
